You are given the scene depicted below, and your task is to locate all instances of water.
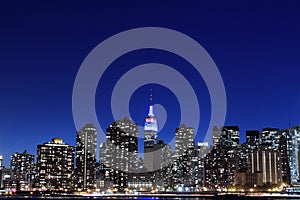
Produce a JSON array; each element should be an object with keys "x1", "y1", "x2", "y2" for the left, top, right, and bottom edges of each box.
[{"x1": 0, "y1": 196, "x2": 295, "y2": 200}]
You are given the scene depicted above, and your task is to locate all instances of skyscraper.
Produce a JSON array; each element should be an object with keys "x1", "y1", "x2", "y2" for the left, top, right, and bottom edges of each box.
[
  {"x1": 144, "y1": 91, "x2": 158, "y2": 148},
  {"x1": 171, "y1": 125, "x2": 195, "y2": 189},
  {"x1": 75, "y1": 124, "x2": 97, "y2": 190},
  {"x1": 246, "y1": 130, "x2": 260, "y2": 147},
  {"x1": 0, "y1": 155, "x2": 2, "y2": 189},
  {"x1": 175, "y1": 124, "x2": 195, "y2": 157},
  {"x1": 261, "y1": 127, "x2": 280, "y2": 148},
  {"x1": 288, "y1": 128, "x2": 300, "y2": 185},
  {"x1": 101, "y1": 117, "x2": 138, "y2": 192},
  {"x1": 144, "y1": 91, "x2": 160, "y2": 172},
  {"x1": 249, "y1": 145, "x2": 282, "y2": 186},
  {"x1": 10, "y1": 150, "x2": 35, "y2": 189},
  {"x1": 185, "y1": 142, "x2": 208, "y2": 190},
  {"x1": 0, "y1": 155, "x2": 2, "y2": 168},
  {"x1": 205, "y1": 126, "x2": 240, "y2": 190},
  {"x1": 221, "y1": 126, "x2": 240, "y2": 147},
  {"x1": 36, "y1": 138, "x2": 74, "y2": 190}
]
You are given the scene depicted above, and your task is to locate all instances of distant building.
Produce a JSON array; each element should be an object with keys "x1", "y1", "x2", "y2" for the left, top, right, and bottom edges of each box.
[
  {"x1": 0, "y1": 155, "x2": 3, "y2": 188},
  {"x1": 212, "y1": 126, "x2": 221, "y2": 146},
  {"x1": 221, "y1": 126, "x2": 240, "y2": 147},
  {"x1": 235, "y1": 172, "x2": 263, "y2": 187},
  {"x1": 171, "y1": 125, "x2": 195, "y2": 188},
  {"x1": 101, "y1": 117, "x2": 138, "y2": 192},
  {"x1": 261, "y1": 128, "x2": 280, "y2": 148},
  {"x1": 144, "y1": 91, "x2": 158, "y2": 148},
  {"x1": 277, "y1": 129, "x2": 292, "y2": 185},
  {"x1": 287, "y1": 128, "x2": 300, "y2": 185},
  {"x1": 144, "y1": 92, "x2": 160, "y2": 172},
  {"x1": 10, "y1": 150, "x2": 35, "y2": 190},
  {"x1": 36, "y1": 138, "x2": 74, "y2": 190},
  {"x1": 186, "y1": 142, "x2": 209, "y2": 190},
  {"x1": 204, "y1": 126, "x2": 240, "y2": 190},
  {"x1": 0, "y1": 155, "x2": 2, "y2": 168},
  {"x1": 246, "y1": 130, "x2": 260, "y2": 148},
  {"x1": 1, "y1": 168, "x2": 13, "y2": 190},
  {"x1": 249, "y1": 145, "x2": 282, "y2": 186},
  {"x1": 175, "y1": 124, "x2": 195, "y2": 157},
  {"x1": 75, "y1": 124, "x2": 97, "y2": 190}
]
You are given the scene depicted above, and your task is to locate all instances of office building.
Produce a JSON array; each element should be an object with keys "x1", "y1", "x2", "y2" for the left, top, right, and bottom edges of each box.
[
  {"x1": 75, "y1": 124, "x2": 97, "y2": 190},
  {"x1": 249, "y1": 145, "x2": 282, "y2": 186},
  {"x1": 0, "y1": 155, "x2": 2, "y2": 168},
  {"x1": 0, "y1": 155, "x2": 3, "y2": 189},
  {"x1": 10, "y1": 150, "x2": 35, "y2": 189},
  {"x1": 175, "y1": 124, "x2": 195, "y2": 157},
  {"x1": 246, "y1": 130, "x2": 260, "y2": 148},
  {"x1": 288, "y1": 128, "x2": 300, "y2": 185},
  {"x1": 36, "y1": 138, "x2": 74, "y2": 190},
  {"x1": 204, "y1": 126, "x2": 240, "y2": 190},
  {"x1": 101, "y1": 117, "x2": 138, "y2": 192},
  {"x1": 261, "y1": 128, "x2": 280, "y2": 148},
  {"x1": 144, "y1": 92, "x2": 161, "y2": 172}
]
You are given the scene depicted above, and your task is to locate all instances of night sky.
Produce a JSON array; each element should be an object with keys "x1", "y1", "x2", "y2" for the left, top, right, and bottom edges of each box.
[{"x1": 1, "y1": 1, "x2": 300, "y2": 167}]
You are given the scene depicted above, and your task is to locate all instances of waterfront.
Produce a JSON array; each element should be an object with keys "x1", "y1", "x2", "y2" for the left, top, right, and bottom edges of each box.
[{"x1": 2, "y1": 193, "x2": 300, "y2": 199}]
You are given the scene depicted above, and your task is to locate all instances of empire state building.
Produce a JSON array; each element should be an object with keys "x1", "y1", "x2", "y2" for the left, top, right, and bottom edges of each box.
[
  {"x1": 144, "y1": 91, "x2": 158, "y2": 147},
  {"x1": 144, "y1": 90, "x2": 163, "y2": 172}
]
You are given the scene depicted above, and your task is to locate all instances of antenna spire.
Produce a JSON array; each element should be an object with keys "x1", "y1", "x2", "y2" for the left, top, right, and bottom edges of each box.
[
  {"x1": 148, "y1": 89, "x2": 154, "y2": 116},
  {"x1": 150, "y1": 89, "x2": 153, "y2": 105}
]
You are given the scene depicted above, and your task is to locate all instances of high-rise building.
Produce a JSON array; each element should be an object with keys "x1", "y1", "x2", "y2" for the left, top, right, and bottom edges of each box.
[
  {"x1": 144, "y1": 91, "x2": 158, "y2": 148},
  {"x1": 101, "y1": 117, "x2": 138, "y2": 192},
  {"x1": 261, "y1": 128, "x2": 280, "y2": 148},
  {"x1": 36, "y1": 138, "x2": 74, "y2": 190},
  {"x1": 0, "y1": 155, "x2": 3, "y2": 189},
  {"x1": 0, "y1": 155, "x2": 2, "y2": 168},
  {"x1": 75, "y1": 124, "x2": 97, "y2": 190},
  {"x1": 171, "y1": 125, "x2": 195, "y2": 189},
  {"x1": 246, "y1": 130, "x2": 260, "y2": 147},
  {"x1": 275, "y1": 129, "x2": 292, "y2": 185},
  {"x1": 10, "y1": 150, "x2": 35, "y2": 189},
  {"x1": 212, "y1": 126, "x2": 221, "y2": 146},
  {"x1": 204, "y1": 126, "x2": 240, "y2": 191},
  {"x1": 186, "y1": 142, "x2": 209, "y2": 190},
  {"x1": 175, "y1": 124, "x2": 195, "y2": 157},
  {"x1": 144, "y1": 91, "x2": 161, "y2": 172},
  {"x1": 249, "y1": 145, "x2": 282, "y2": 186},
  {"x1": 288, "y1": 128, "x2": 300, "y2": 185},
  {"x1": 221, "y1": 126, "x2": 240, "y2": 147}
]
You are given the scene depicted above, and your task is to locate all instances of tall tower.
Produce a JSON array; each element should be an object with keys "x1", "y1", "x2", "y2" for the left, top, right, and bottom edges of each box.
[
  {"x1": 144, "y1": 90, "x2": 163, "y2": 172},
  {"x1": 102, "y1": 117, "x2": 138, "y2": 192},
  {"x1": 144, "y1": 90, "x2": 158, "y2": 148},
  {"x1": 175, "y1": 124, "x2": 195, "y2": 157},
  {"x1": 0, "y1": 155, "x2": 2, "y2": 168},
  {"x1": 75, "y1": 124, "x2": 97, "y2": 190}
]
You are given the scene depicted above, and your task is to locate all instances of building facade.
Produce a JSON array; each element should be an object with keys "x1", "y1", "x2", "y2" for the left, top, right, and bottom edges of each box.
[
  {"x1": 100, "y1": 117, "x2": 138, "y2": 192},
  {"x1": 144, "y1": 92, "x2": 160, "y2": 172},
  {"x1": 75, "y1": 124, "x2": 97, "y2": 190},
  {"x1": 10, "y1": 150, "x2": 35, "y2": 190},
  {"x1": 204, "y1": 126, "x2": 240, "y2": 191},
  {"x1": 249, "y1": 145, "x2": 282, "y2": 186},
  {"x1": 36, "y1": 138, "x2": 74, "y2": 190}
]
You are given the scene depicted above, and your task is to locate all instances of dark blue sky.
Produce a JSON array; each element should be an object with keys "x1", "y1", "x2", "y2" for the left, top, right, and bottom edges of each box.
[{"x1": 1, "y1": 1, "x2": 300, "y2": 166}]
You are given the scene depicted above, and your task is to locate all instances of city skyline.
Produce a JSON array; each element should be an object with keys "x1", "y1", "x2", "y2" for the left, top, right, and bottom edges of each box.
[
  {"x1": 2, "y1": 115, "x2": 300, "y2": 194},
  {"x1": 1, "y1": 1, "x2": 300, "y2": 168}
]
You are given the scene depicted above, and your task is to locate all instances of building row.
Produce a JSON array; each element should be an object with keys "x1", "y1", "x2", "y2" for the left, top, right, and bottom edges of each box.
[
  {"x1": 1, "y1": 93, "x2": 300, "y2": 193},
  {"x1": 1, "y1": 124, "x2": 300, "y2": 193},
  {"x1": 0, "y1": 124, "x2": 97, "y2": 192}
]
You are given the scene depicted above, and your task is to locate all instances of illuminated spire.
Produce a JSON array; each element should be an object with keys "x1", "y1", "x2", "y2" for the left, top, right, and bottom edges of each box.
[
  {"x1": 148, "y1": 89, "x2": 154, "y2": 116},
  {"x1": 150, "y1": 89, "x2": 153, "y2": 105}
]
